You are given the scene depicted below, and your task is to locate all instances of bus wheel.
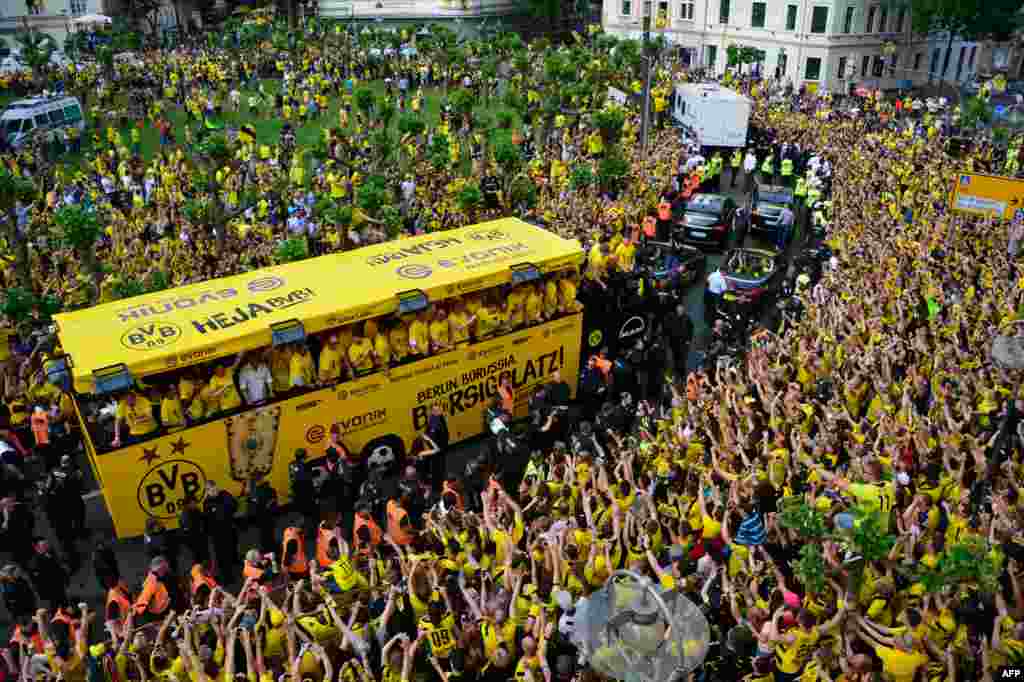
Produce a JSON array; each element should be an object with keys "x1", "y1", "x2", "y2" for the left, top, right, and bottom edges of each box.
[{"x1": 362, "y1": 435, "x2": 405, "y2": 475}]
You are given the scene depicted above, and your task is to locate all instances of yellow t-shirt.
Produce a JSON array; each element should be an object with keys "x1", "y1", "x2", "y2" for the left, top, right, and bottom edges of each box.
[
  {"x1": 408, "y1": 320, "x2": 429, "y2": 356},
  {"x1": 349, "y1": 338, "x2": 374, "y2": 371},
  {"x1": 161, "y1": 395, "x2": 184, "y2": 428},
  {"x1": 875, "y1": 645, "x2": 928, "y2": 682},
  {"x1": 116, "y1": 396, "x2": 157, "y2": 436},
  {"x1": 208, "y1": 372, "x2": 242, "y2": 412},
  {"x1": 319, "y1": 346, "x2": 344, "y2": 382},
  {"x1": 429, "y1": 319, "x2": 451, "y2": 349},
  {"x1": 290, "y1": 350, "x2": 315, "y2": 387}
]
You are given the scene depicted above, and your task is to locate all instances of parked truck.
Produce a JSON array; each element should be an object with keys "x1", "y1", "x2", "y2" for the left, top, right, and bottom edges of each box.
[{"x1": 672, "y1": 83, "x2": 751, "y2": 148}]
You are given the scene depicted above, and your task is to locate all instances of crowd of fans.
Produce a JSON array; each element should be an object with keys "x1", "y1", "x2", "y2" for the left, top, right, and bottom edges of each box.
[{"x1": 0, "y1": 18, "x2": 1022, "y2": 682}]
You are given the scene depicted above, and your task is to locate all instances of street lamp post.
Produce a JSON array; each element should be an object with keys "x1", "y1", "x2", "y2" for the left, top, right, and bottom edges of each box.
[{"x1": 640, "y1": 6, "x2": 653, "y2": 175}]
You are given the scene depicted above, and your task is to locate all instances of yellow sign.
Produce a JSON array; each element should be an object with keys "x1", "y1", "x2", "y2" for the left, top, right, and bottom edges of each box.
[
  {"x1": 89, "y1": 314, "x2": 583, "y2": 538},
  {"x1": 55, "y1": 219, "x2": 584, "y2": 393},
  {"x1": 949, "y1": 172, "x2": 1024, "y2": 221}
]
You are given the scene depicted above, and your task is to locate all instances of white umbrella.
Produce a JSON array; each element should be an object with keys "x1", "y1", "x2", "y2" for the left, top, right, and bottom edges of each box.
[{"x1": 72, "y1": 13, "x2": 112, "y2": 25}]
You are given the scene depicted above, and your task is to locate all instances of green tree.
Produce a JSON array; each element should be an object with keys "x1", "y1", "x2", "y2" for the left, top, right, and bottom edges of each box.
[
  {"x1": 275, "y1": 237, "x2": 309, "y2": 264},
  {"x1": 0, "y1": 169, "x2": 36, "y2": 290},
  {"x1": 13, "y1": 23, "x2": 57, "y2": 87},
  {"x1": 907, "y1": 0, "x2": 1024, "y2": 83},
  {"x1": 54, "y1": 205, "x2": 103, "y2": 300}
]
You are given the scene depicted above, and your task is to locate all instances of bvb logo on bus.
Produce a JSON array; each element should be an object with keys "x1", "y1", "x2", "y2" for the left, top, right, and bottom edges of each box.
[
  {"x1": 137, "y1": 459, "x2": 206, "y2": 520},
  {"x1": 121, "y1": 321, "x2": 183, "y2": 351}
]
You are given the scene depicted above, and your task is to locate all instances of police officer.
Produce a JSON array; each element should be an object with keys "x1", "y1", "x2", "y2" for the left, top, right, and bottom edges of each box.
[{"x1": 730, "y1": 148, "x2": 742, "y2": 188}]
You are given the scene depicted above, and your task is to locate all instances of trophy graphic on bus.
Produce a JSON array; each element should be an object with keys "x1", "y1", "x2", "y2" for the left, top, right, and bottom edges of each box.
[{"x1": 225, "y1": 405, "x2": 282, "y2": 482}]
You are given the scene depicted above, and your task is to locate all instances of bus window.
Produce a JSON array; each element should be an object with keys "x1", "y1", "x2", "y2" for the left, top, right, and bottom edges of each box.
[
  {"x1": 63, "y1": 104, "x2": 82, "y2": 122},
  {"x1": 48, "y1": 108, "x2": 65, "y2": 125},
  {"x1": 23, "y1": 118, "x2": 34, "y2": 132},
  {"x1": 34, "y1": 113, "x2": 48, "y2": 128}
]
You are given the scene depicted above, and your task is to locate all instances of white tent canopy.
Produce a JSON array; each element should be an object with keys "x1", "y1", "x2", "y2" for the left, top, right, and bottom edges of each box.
[{"x1": 71, "y1": 13, "x2": 112, "y2": 25}]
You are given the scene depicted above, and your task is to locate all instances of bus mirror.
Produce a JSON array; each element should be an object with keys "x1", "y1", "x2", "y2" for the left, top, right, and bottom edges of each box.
[
  {"x1": 45, "y1": 355, "x2": 71, "y2": 390},
  {"x1": 511, "y1": 263, "x2": 541, "y2": 284},
  {"x1": 92, "y1": 363, "x2": 134, "y2": 395},
  {"x1": 397, "y1": 290, "x2": 429, "y2": 314},
  {"x1": 271, "y1": 319, "x2": 306, "y2": 347}
]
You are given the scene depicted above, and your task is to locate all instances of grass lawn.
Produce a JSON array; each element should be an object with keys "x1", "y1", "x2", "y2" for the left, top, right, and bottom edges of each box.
[{"x1": 9, "y1": 78, "x2": 513, "y2": 174}]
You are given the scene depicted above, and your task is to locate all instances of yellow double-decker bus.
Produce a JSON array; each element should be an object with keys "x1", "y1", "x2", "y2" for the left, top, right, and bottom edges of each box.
[{"x1": 54, "y1": 218, "x2": 584, "y2": 538}]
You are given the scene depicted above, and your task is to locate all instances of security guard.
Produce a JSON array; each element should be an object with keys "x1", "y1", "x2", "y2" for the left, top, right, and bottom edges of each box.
[
  {"x1": 730, "y1": 149, "x2": 742, "y2": 188},
  {"x1": 806, "y1": 184, "x2": 822, "y2": 210},
  {"x1": 760, "y1": 152, "x2": 774, "y2": 184},
  {"x1": 780, "y1": 156, "x2": 794, "y2": 187}
]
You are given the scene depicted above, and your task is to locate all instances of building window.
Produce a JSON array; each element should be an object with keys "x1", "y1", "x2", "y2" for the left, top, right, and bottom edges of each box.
[
  {"x1": 866, "y1": 5, "x2": 876, "y2": 32},
  {"x1": 751, "y1": 1, "x2": 766, "y2": 28},
  {"x1": 621, "y1": 0, "x2": 632, "y2": 16},
  {"x1": 969, "y1": 45, "x2": 977, "y2": 68},
  {"x1": 707, "y1": 45, "x2": 717, "y2": 67},
  {"x1": 861, "y1": 55, "x2": 870, "y2": 77},
  {"x1": 719, "y1": 0, "x2": 729, "y2": 23},
  {"x1": 913, "y1": 53, "x2": 922, "y2": 72},
  {"x1": 678, "y1": 0, "x2": 693, "y2": 20},
  {"x1": 843, "y1": 6, "x2": 855, "y2": 33},
  {"x1": 838, "y1": 56, "x2": 847, "y2": 78},
  {"x1": 955, "y1": 45, "x2": 966, "y2": 80},
  {"x1": 69, "y1": 0, "x2": 87, "y2": 15},
  {"x1": 896, "y1": 8, "x2": 906, "y2": 32},
  {"x1": 785, "y1": 4, "x2": 798, "y2": 30},
  {"x1": 872, "y1": 55, "x2": 883, "y2": 77},
  {"x1": 877, "y1": 7, "x2": 887, "y2": 32},
  {"x1": 810, "y1": 7, "x2": 828, "y2": 33},
  {"x1": 804, "y1": 57, "x2": 822, "y2": 80},
  {"x1": 930, "y1": 49, "x2": 940, "y2": 77}
]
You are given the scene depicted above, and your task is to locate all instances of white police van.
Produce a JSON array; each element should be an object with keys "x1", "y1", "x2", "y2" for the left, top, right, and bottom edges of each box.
[{"x1": 0, "y1": 95, "x2": 85, "y2": 149}]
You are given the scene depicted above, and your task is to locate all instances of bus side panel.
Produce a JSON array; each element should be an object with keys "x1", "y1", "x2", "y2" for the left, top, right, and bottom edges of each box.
[
  {"x1": 390, "y1": 313, "x2": 583, "y2": 440},
  {"x1": 94, "y1": 314, "x2": 583, "y2": 539}
]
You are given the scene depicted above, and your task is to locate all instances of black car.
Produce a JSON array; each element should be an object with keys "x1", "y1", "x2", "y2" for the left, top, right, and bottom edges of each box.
[
  {"x1": 681, "y1": 194, "x2": 737, "y2": 250},
  {"x1": 750, "y1": 184, "x2": 796, "y2": 244}
]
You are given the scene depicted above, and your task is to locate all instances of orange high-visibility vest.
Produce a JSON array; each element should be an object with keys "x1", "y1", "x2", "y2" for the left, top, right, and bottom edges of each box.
[
  {"x1": 106, "y1": 582, "x2": 132, "y2": 623},
  {"x1": 243, "y1": 561, "x2": 266, "y2": 582},
  {"x1": 658, "y1": 201, "x2": 671, "y2": 221},
  {"x1": 387, "y1": 500, "x2": 414, "y2": 546},
  {"x1": 317, "y1": 524, "x2": 342, "y2": 568},
  {"x1": 190, "y1": 564, "x2": 218, "y2": 597},
  {"x1": 643, "y1": 216, "x2": 657, "y2": 238},
  {"x1": 10, "y1": 625, "x2": 44, "y2": 654},
  {"x1": 281, "y1": 527, "x2": 308, "y2": 576},
  {"x1": 352, "y1": 513, "x2": 382, "y2": 556},
  {"x1": 133, "y1": 573, "x2": 170, "y2": 616}
]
